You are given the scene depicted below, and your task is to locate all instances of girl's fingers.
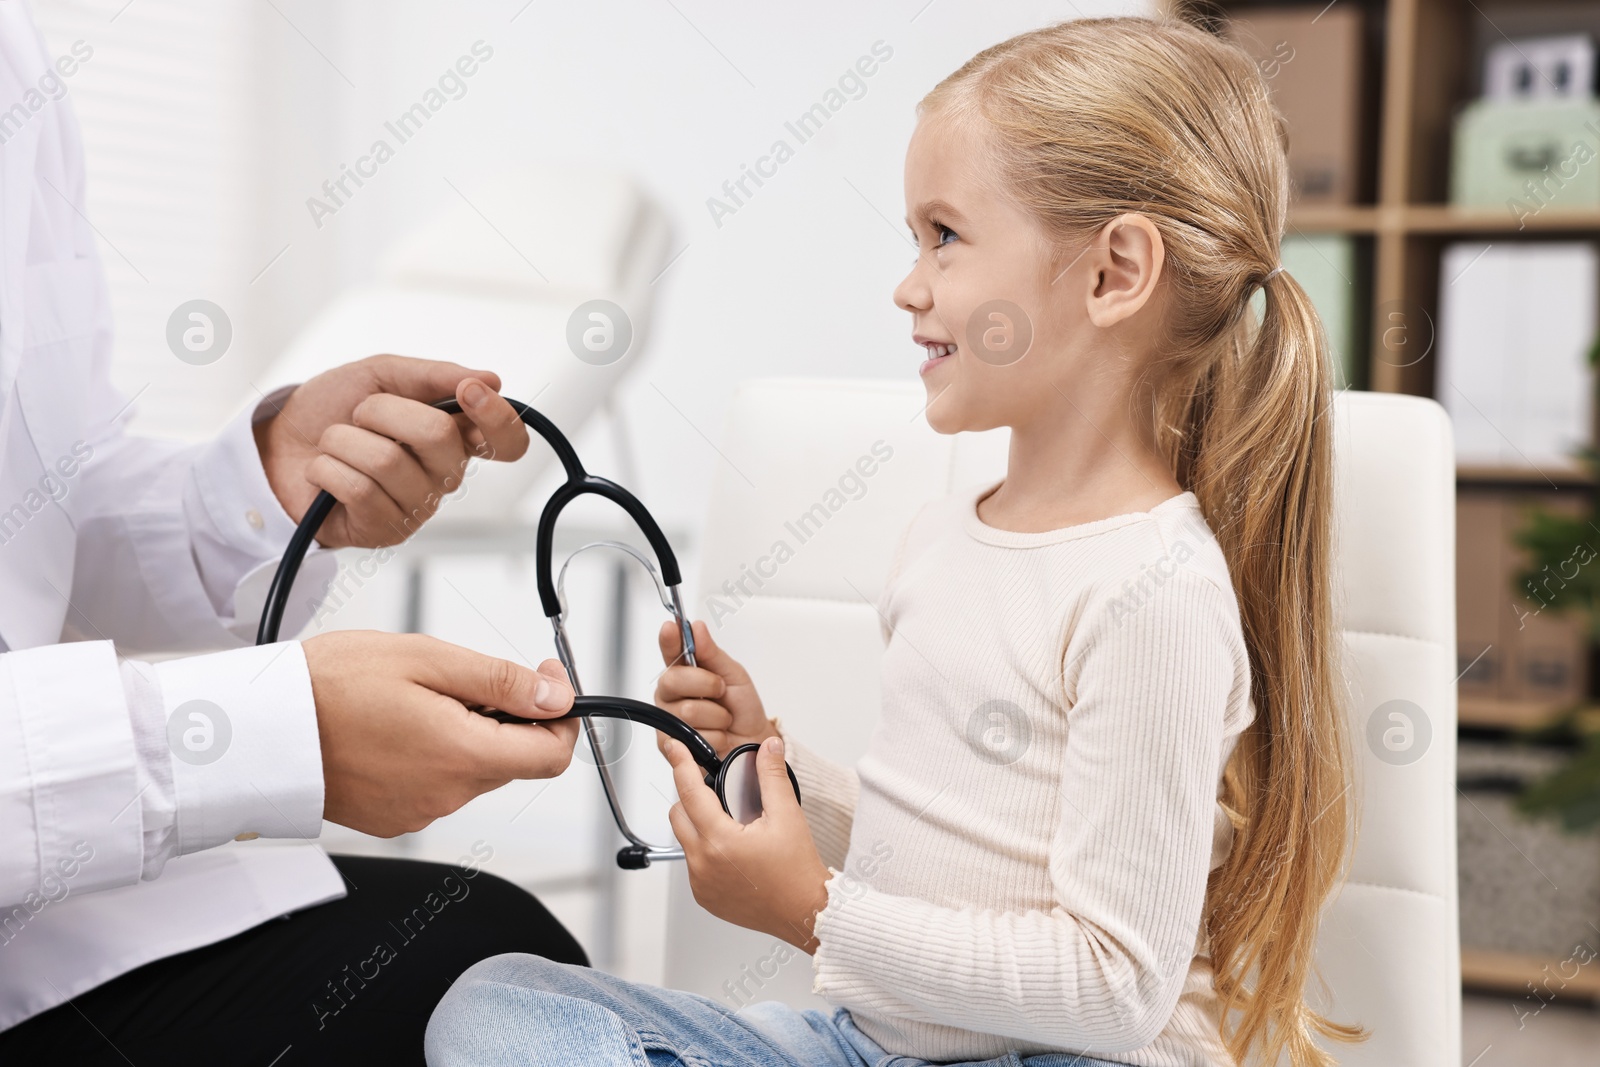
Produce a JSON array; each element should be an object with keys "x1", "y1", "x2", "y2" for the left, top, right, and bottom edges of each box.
[
  {"x1": 657, "y1": 662, "x2": 727, "y2": 701},
  {"x1": 663, "y1": 738, "x2": 730, "y2": 833},
  {"x1": 667, "y1": 801, "x2": 702, "y2": 849},
  {"x1": 755, "y1": 735, "x2": 801, "y2": 824},
  {"x1": 660, "y1": 698, "x2": 733, "y2": 735},
  {"x1": 657, "y1": 619, "x2": 690, "y2": 666},
  {"x1": 657, "y1": 728, "x2": 729, "y2": 758},
  {"x1": 683, "y1": 620, "x2": 754, "y2": 687}
]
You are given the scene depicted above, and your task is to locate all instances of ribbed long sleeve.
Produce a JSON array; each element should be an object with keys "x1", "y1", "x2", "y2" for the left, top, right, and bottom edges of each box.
[
  {"x1": 802, "y1": 480, "x2": 1255, "y2": 1067},
  {"x1": 775, "y1": 728, "x2": 859, "y2": 871}
]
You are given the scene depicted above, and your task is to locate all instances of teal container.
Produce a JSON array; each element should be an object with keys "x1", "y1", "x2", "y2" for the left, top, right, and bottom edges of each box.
[
  {"x1": 1280, "y1": 235, "x2": 1359, "y2": 391},
  {"x1": 1451, "y1": 99, "x2": 1600, "y2": 220}
]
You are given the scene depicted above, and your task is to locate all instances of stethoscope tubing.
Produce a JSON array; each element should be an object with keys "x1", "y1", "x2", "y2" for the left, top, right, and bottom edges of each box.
[{"x1": 254, "y1": 395, "x2": 798, "y2": 868}]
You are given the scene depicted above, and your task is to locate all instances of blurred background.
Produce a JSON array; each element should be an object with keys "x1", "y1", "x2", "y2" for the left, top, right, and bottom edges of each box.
[{"x1": 26, "y1": 0, "x2": 1600, "y2": 1061}]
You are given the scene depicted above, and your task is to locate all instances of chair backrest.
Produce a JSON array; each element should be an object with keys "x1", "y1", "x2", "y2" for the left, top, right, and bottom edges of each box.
[
  {"x1": 261, "y1": 167, "x2": 673, "y2": 522},
  {"x1": 663, "y1": 379, "x2": 1460, "y2": 1066}
]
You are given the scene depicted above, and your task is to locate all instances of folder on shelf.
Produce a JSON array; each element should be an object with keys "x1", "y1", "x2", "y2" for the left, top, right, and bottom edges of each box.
[
  {"x1": 1281, "y1": 234, "x2": 1358, "y2": 390},
  {"x1": 1437, "y1": 241, "x2": 1598, "y2": 471}
]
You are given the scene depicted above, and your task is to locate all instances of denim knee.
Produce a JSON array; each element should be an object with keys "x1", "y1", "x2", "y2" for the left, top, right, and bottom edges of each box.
[
  {"x1": 426, "y1": 954, "x2": 638, "y2": 1067},
  {"x1": 461, "y1": 952, "x2": 592, "y2": 993}
]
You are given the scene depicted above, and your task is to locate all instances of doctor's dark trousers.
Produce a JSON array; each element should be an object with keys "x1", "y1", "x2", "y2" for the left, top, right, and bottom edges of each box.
[{"x1": 0, "y1": 854, "x2": 588, "y2": 1066}]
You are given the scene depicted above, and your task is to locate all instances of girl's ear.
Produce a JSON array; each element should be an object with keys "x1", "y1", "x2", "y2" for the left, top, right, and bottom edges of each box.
[{"x1": 1085, "y1": 213, "x2": 1164, "y2": 328}]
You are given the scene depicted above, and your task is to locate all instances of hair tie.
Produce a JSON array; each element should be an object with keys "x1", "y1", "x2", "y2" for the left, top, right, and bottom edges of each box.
[{"x1": 1263, "y1": 265, "x2": 1285, "y2": 283}]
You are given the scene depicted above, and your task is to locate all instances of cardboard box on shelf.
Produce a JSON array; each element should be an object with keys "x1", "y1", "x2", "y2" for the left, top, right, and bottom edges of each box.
[
  {"x1": 1457, "y1": 493, "x2": 1505, "y2": 699},
  {"x1": 1224, "y1": 5, "x2": 1369, "y2": 205}
]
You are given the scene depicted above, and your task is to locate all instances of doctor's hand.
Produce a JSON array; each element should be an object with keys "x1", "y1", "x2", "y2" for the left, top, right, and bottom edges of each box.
[
  {"x1": 664, "y1": 734, "x2": 829, "y2": 954},
  {"x1": 655, "y1": 619, "x2": 779, "y2": 758},
  {"x1": 254, "y1": 354, "x2": 531, "y2": 549},
  {"x1": 302, "y1": 631, "x2": 580, "y2": 837}
]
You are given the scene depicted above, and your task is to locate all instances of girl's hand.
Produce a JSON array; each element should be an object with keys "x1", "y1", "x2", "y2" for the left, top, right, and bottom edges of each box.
[
  {"x1": 664, "y1": 734, "x2": 829, "y2": 953},
  {"x1": 654, "y1": 619, "x2": 778, "y2": 757}
]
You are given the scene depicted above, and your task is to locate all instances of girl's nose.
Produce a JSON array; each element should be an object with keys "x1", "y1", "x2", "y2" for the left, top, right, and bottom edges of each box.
[{"x1": 894, "y1": 261, "x2": 931, "y2": 314}]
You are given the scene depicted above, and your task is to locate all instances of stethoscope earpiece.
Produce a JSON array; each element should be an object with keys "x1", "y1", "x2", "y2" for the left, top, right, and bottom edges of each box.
[{"x1": 257, "y1": 396, "x2": 797, "y2": 869}]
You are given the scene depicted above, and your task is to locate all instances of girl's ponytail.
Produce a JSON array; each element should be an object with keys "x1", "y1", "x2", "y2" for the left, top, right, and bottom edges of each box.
[
  {"x1": 1187, "y1": 264, "x2": 1365, "y2": 1067},
  {"x1": 922, "y1": 16, "x2": 1363, "y2": 1066}
]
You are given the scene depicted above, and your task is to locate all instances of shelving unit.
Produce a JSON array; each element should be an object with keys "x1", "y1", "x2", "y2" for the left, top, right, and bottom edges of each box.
[
  {"x1": 1172, "y1": 0, "x2": 1600, "y2": 1005},
  {"x1": 1167, "y1": 1, "x2": 1600, "y2": 701},
  {"x1": 1459, "y1": 947, "x2": 1600, "y2": 1002}
]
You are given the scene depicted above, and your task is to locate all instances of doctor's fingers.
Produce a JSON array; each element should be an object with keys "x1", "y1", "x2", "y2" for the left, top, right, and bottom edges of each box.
[
  {"x1": 304, "y1": 452, "x2": 411, "y2": 546},
  {"x1": 464, "y1": 715, "x2": 582, "y2": 781},
  {"x1": 407, "y1": 636, "x2": 575, "y2": 719},
  {"x1": 363, "y1": 353, "x2": 502, "y2": 408},
  {"x1": 348, "y1": 393, "x2": 473, "y2": 488},
  {"x1": 317, "y1": 422, "x2": 437, "y2": 518},
  {"x1": 452, "y1": 377, "x2": 530, "y2": 462}
]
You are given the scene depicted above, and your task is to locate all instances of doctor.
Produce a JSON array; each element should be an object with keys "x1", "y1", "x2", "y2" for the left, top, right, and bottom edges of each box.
[{"x1": 0, "y1": 8, "x2": 587, "y2": 1067}]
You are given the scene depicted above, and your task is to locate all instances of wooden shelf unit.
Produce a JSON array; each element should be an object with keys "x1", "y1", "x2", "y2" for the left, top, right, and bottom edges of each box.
[
  {"x1": 1176, "y1": 0, "x2": 1600, "y2": 393},
  {"x1": 1457, "y1": 697, "x2": 1600, "y2": 732},
  {"x1": 1461, "y1": 947, "x2": 1600, "y2": 1004},
  {"x1": 1173, "y1": 0, "x2": 1600, "y2": 1001}
]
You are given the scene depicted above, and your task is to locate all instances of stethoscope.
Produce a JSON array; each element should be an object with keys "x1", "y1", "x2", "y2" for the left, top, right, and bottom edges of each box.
[{"x1": 256, "y1": 396, "x2": 800, "y2": 869}]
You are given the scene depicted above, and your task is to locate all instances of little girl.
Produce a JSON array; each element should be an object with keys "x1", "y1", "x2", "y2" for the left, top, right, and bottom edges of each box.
[{"x1": 427, "y1": 16, "x2": 1360, "y2": 1067}]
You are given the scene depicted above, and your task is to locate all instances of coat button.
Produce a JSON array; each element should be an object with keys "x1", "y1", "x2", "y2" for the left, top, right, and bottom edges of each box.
[{"x1": 245, "y1": 508, "x2": 264, "y2": 530}]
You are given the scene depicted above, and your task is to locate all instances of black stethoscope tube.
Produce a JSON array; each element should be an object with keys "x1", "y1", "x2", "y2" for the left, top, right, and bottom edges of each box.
[{"x1": 255, "y1": 396, "x2": 798, "y2": 868}]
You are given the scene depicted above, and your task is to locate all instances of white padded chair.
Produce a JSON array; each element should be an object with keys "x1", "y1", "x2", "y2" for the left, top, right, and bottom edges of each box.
[
  {"x1": 662, "y1": 379, "x2": 1460, "y2": 1066},
  {"x1": 262, "y1": 166, "x2": 675, "y2": 524}
]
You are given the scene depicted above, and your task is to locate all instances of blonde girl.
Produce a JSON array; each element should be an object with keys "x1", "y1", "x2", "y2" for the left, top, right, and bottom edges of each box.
[{"x1": 426, "y1": 15, "x2": 1359, "y2": 1067}]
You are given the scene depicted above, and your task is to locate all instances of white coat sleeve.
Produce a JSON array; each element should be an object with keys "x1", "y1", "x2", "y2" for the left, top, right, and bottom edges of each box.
[
  {"x1": 63, "y1": 282, "x2": 334, "y2": 652},
  {"x1": 0, "y1": 366, "x2": 338, "y2": 908},
  {"x1": 0, "y1": 639, "x2": 326, "y2": 910}
]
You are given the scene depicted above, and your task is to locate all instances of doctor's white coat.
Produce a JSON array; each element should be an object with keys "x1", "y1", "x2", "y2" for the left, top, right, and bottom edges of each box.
[{"x1": 0, "y1": 7, "x2": 344, "y2": 1031}]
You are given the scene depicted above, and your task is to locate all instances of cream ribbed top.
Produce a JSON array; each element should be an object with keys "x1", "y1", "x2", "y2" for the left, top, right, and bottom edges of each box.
[{"x1": 781, "y1": 477, "x2": 1255, "y2": 1066}]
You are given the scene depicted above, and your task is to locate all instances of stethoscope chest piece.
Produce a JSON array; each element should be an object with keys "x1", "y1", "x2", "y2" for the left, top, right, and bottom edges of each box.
[{"x1": 708, "y1": 742, "x2": 803, "y2": 825}]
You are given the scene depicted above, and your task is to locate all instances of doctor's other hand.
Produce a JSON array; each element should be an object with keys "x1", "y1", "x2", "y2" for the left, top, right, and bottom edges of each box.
[
  {"x1": 655, "y1": 618, "x2": 779, "y2": 758},
  {"x1": 254, "y1": 354, "x2": 532, "y2": 549},
  {"x1": 665, "y1": 734, "x2": 829, "y2": 954},
  {"x1": 302, "y1": 631, "x2": 579, "y2": 837}
]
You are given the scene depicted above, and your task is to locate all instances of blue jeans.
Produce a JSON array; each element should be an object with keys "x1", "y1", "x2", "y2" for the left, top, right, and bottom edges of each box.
[{"x1": 425, "y1": 953, "x2": 1132, "y2": 1067}]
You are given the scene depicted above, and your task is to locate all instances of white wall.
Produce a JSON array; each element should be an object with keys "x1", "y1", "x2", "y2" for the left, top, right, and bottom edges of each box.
[
  {"x1": 31, "y1": 0, "x2": 1148, "y2": 981},
  {"x1": 38, "y1": 0, "x2": 1148, "y2": 524}
]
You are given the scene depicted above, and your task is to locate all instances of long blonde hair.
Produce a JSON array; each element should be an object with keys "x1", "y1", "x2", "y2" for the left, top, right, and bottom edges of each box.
[{"x1": 921, "y1": 16, "x2": 1361, "y2": 1066}]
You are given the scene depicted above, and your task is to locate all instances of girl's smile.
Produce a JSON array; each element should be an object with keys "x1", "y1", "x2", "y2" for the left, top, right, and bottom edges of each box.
[{"x1": 913, "y1": 335, "x2": 957, "y2": 375}]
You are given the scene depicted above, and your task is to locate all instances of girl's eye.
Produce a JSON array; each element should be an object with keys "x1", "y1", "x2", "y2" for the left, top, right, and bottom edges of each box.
[{"x1": 910, "y1": 223, "x2": 958, "y2": 263}]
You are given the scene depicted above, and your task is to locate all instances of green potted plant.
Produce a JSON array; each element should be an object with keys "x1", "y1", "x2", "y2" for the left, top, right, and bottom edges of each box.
[{"x1": 1510, "y1": 337, "x2": 1600, "y2": 832}]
